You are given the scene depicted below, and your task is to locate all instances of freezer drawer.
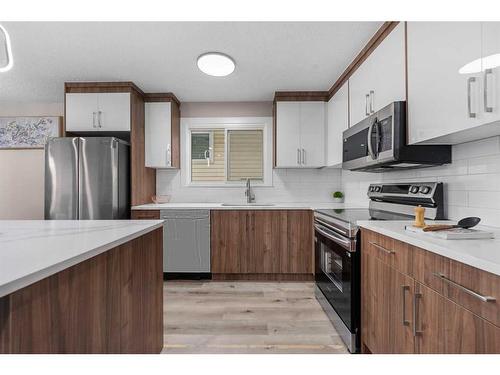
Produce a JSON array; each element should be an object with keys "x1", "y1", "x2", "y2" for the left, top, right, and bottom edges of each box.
[{"x1": 161, "y1": 210, "x2": 210, "y2": 273}]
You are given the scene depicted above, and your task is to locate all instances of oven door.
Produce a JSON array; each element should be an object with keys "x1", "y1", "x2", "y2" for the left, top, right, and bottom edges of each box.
[{"x1": 314, "y1": 223, "x2": 358, "y2": 331}]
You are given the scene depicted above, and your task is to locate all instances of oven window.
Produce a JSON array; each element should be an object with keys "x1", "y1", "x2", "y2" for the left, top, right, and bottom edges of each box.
[{"x1": 321, "y1": 247, "x2": 344, "y2": 292}]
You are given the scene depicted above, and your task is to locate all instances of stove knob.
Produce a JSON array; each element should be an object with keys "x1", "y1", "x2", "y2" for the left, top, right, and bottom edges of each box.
[
  {"x1": 420, "y1": 186, "x2": 431, "y2": 194},
  {"x1": 410, "y1": 186, "x2": 420, "y2": 194}
]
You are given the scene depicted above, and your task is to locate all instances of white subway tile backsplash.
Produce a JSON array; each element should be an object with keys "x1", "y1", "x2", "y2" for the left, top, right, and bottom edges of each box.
[
  {"x1": 157, "y1": 135, "x2": 500, "y2": 227},
  {"x1": 452, "y1": 136, "x2": 500, "y2": 161},
  {"x1": 342, "y1": 136, "x2": 500, "y2": 227},
  {"x1": 157, "y1": 168, "x2": 342, "y2": 204}
]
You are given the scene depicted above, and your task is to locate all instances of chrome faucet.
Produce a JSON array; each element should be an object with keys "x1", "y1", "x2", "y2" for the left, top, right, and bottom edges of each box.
[{"x1": 244, "y1": 178, "x2": 255, "y2": 204}]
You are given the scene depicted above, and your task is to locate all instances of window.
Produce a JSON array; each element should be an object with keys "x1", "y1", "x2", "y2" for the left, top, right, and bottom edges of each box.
[{"x1": 182, "y1": 117, "x2": 272, "y2": 186}]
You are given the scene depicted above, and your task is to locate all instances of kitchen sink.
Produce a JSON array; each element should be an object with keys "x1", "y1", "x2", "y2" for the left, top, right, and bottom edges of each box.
[{"x1": 221, "y1": 203, "x2": 276, "y2": 207}]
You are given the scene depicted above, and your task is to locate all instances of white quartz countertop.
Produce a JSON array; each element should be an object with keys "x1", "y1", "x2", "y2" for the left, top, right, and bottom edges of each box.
[
  {"x1": 132, "y1": 202, "x2": 354, "y2": 210},
  {"x1": 0, "y1": 220, "x2": 164, "y2": 298},
  {"x1": 357, "y1": 220, "x2": 500, "y2": 277}
]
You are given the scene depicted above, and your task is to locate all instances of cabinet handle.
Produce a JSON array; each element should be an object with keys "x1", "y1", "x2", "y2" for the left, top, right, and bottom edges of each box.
[
  {"x1": 433, "y1": 272, "x2": 496, "y2": 302},
  {"x1": 365, "y1": 94, "x2": 370, "y2": 116},
  {"x1": 369, "y1": 90, "x2": 375, "y2": 114},
  {"x1": 369, "y1": 241, "x2": 395, "y2": 255},
  {"x1": 302, "y1": 148, "x2": 306, "y2": 165},
  {"x1": 484, "y1": 68, "x2": 493, "y2": 113},
  {"x1": 413, "y1": 292, "x2": 423, "y2": 337},
  {"x1": 297, "y1": 148, "x2": 301, "y2": 165},
  {"x1": 92, "y1": 112, "x2": 97, "y2": 128},
  {"x1": 97, "y1": 110, "x2": 103, "y2": 128},
  {"x1": 167, "y1": 143, "x2": 171, "y2": 167},
  {"x1": 401, "y1": 285, "x2": 410, "y2": 326},
  {"x1": 467, "y1": 77, "x2": 477, "y2": 118}
]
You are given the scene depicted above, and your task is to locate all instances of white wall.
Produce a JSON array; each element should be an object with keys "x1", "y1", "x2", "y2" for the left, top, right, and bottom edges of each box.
[
  {"x1": 157, "y1": 102, "x2": 343, "y2": 204},
  {"x1": 341, "y1": 136, "x2": 500, "y2": 227},
  {"x1": 0, "y1": 102, "x2": 63, "y2": 219}
]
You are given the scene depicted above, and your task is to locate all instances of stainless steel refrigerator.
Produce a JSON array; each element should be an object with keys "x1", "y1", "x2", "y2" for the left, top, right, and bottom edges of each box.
[{"x1": 44, "y1": 137, "x2": 130, "y2": 220}]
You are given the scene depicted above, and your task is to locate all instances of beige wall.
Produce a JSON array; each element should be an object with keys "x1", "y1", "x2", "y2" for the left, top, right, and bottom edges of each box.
[
  {"x1": 0, "y1": 102, "x2": 63, "y2": 219},
  {"x1": 180, "y1": 102, "x2": 272, "y2": 118}
]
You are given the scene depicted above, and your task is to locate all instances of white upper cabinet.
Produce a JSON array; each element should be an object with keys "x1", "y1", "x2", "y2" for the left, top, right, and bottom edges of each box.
[
  {"x1": 326, "y1": 82, "x2": 349, "y2": 167},
  {"x1": 275, "y1": 101, "x2": 326, "y2": 168},
  {"x1": 482, "y1": 22, "x2": 500, "y2": 124},
  {"x1": 145, "y1": 102, "x2": 173, "y2": 168},
  {"x1": 96, "y1": 93, "x2": 131, "y2": 131},
  {"x1": 276, "y1": 102, "x2": 301, "y2": 168},
  {"x1": 65, "y1": 93, "x2": 98, "y2": 131},
  {"x1": 65, "y1": 92, "x2": 130, "y2": 132},
  {"x1": 349, "y1": 22, "x2": 406, "y2": 127},
  {"x1": 407, "y1": 22, "x2": 483, "y2": 144}
]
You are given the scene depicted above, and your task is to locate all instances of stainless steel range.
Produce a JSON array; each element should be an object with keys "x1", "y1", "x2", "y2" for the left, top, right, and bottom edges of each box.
[{"x1": 314, "y1": 182, "x2": 445, "y2": 353}]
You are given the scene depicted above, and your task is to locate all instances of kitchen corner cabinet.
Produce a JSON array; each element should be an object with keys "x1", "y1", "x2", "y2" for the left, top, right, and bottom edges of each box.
[
  {"x1": 361, "y1": 228, "x2": 500, "y2": 354},
  {"x1": 211, "y1": 210, "x2": 313, "y2": 280},
  {"x1": 326, "y1": 81, "x2": 349, "y2": 167},
  {"x1": 275, "y1": 101, "x2": 326, "y2": 168},
  {"x1": 145, "y1": 101, "x2": 180, "y2": 168},
  {"x1": 407, "y1": 22, "x2": 500, "y2": 144},
  {"x1": 349, "y1": 22, "x2": 405, "y2": 127},
  {"x1": 65, "y1": 92, "x2": 131, "y2": 131}
]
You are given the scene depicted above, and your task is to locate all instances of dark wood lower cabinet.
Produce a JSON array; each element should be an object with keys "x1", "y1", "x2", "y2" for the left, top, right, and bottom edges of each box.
[
  {"x1": 211, "y1": 210, "x2": 313, "y2": 279},
  {"x1": 361, "y1": 228, "x2": 500, "y2": 354},
  {"x1": 0, "y1": 229, "x2": 163, "y2": 354}
]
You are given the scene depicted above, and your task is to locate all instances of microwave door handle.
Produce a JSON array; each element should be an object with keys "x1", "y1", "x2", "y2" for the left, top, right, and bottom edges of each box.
[
  {"x1": 314, "y1": 224, "x2": 351, "y2": 250},
  {"x1": 367, "y1": 119, "x2": 375, "y2": 159}
]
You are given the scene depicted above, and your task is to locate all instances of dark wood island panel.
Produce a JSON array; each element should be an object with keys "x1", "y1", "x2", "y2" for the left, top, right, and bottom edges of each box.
[{"x1": 0, "y1": 228, "x2": 163, "y2": 354}]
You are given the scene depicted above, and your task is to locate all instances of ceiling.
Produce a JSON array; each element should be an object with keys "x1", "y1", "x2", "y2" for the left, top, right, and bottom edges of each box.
[{"x1": 0, "y1": 22, "x2": 381, "y2": 103}]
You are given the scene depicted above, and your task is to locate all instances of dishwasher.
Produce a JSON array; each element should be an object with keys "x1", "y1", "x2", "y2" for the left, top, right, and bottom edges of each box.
[{"x1": 160, "y1": 210, "x2": 211, "y2": 275}]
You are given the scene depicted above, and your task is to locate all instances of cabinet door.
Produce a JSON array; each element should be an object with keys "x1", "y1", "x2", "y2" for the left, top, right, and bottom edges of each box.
[
  {"x1": 210, "y1": 210, "x2": 246, "y2": 273},
  {"x1": 65, "y1": 93, "x2": 99, "y2": 131},
  {"x1": 349, "y1": 23, "x2": 405, "y2": 127},
  {"x1": 361, "y1": 253, "x2": 414, "y2": 353},
  {"x1": 276, "y1": 102, "x2": 301, "y2": 167},
  {"x1": 280, "y1": 210, "x2": 313, "y2": 274},
  {"x1": 97, "y1": 93, "x2": 131, "y2": 131},
  {"x1": 299, "y1": 102, "x2": 325, "y2": 167},
  {"x1": 326, "y1": 82, "x2": 349, "y2": 167},
  {"x1": 407, "y1": 22, "x2": 482, "y2": 144},
  {"x1": 482, "y1": 22, "x2": 500, "y2": 123},
  {"x1": 414, "y1": 282, "x2": 445, "y2": 353},
  {"x1": 444, "y1": 297, "x2": 500, "y2": 353},
  {"x1": 145, "y1": 102, "x2": 172, "y2": 168},
  {"x1": 244, "y1": 210, "x2": 282, "y2": 274}
]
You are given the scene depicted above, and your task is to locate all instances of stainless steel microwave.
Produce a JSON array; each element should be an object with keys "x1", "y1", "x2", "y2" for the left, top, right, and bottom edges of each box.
[{"x1": 342, "y1": 102, "x2": 451, "y2": 172}]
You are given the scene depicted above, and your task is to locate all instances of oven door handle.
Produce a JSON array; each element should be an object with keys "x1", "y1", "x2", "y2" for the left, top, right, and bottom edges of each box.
[{"x1": 314, "y1": 224, "x2": 352, "y2": 250}]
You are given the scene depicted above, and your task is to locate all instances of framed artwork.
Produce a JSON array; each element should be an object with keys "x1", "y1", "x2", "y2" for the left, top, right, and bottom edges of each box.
[{"x1": 0, "y1": 116, "x2": 62, "y2": 149}]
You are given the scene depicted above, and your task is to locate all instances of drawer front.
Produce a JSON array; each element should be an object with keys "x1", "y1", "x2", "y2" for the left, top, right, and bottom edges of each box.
[
  {"x1": 361, "y1": 229, "x2": 412, "y2": 275},
  {"x1": 412, "y1": 246, "x2": 448, "y2": 295},
  {"x1": 131, "y1": 210, "x2": 160, "y2": 220},
  {"x1": 443, "y1": 259, "x2": 500, "y2": 327},
  {"x1": 411, "y1": 243, "x2": 500, "y2": 327}
]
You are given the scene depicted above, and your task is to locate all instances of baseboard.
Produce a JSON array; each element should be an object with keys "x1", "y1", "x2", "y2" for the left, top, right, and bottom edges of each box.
[
  {"x1": 211, "y1": 273, "x2": 314, "y2": 281},
  {"x1": 163, "y1": 272, "x2": 212, "y2": 280}
]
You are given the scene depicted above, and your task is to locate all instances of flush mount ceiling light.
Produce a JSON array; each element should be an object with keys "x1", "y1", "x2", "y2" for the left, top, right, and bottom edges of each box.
[
  {"x1": 197, "y1": 52, "x2": 235, "y2": 77},
  {"x1": 459, "y1": 53, "x2": 500, "y2": 74},
  {"x1": 0, "y1": 24, "x2": 13, "y2": 73}
]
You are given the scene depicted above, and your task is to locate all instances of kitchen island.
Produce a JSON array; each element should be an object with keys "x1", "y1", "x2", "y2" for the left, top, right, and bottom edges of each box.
[{"x1": 0, "y1": 220, "x2": 164, "y2": 354}]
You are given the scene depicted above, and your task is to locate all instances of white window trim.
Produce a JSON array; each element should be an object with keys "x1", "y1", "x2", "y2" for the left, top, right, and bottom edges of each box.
[{"x1": 181, "y1": 117, "x2": 273, "y2": 187}]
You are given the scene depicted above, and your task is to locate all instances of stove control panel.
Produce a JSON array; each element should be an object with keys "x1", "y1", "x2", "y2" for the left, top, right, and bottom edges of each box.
[{"x1": 367, "y1": 182, "x2": 440, "y2": 199}]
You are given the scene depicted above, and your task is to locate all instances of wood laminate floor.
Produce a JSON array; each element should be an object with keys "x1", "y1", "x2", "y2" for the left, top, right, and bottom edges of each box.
[{"x1": 162, "y1": 281, "x2": 349, "y2": 354}]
